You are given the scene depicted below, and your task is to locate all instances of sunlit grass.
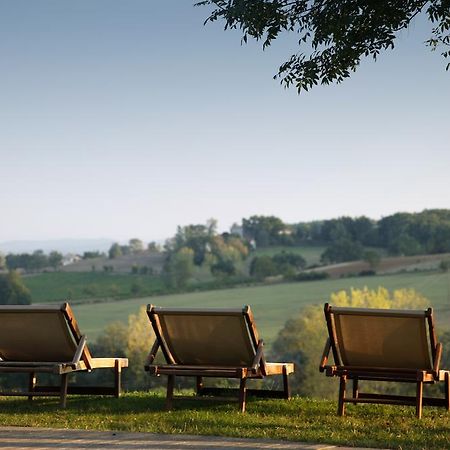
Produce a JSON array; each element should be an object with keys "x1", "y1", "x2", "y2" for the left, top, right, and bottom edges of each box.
[{"x1": 0, "y1": 393, "x2": 448, "y2": 449}]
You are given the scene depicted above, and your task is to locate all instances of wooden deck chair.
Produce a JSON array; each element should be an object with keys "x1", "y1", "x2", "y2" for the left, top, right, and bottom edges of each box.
[
  {"x1": 145, "y1": 305, "x2": 294, "y2": 412},
  {"x1": 320, "y1": 303, "x2": 450, "y2": 418},
  {"x1": 0, "y1": 303, "x2": 128, "y2": 407}
]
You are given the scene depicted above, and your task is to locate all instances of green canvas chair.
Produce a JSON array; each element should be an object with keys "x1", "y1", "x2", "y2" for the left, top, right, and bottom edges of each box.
[
  {"x1": 0, "y1": 303, "x2": 128, "y2": 407},
  {"x1": 320, "y1": 303, "x2": 450, "y2": 418},
  {"x1": 145, "y1": 305, "x2": 294, "y2": 412}
]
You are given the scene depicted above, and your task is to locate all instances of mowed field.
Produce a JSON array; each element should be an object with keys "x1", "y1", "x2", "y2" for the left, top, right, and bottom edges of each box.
[{"x1": 70, "y1": 270, "x2": 450, "y2": 344}]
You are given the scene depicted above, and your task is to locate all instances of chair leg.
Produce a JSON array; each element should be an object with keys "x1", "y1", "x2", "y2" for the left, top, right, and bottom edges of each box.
[
  {"x1": 338, "y1": 375, "x2": 347, "y2": 416},
  {"x1": 282, "y1": 365, "x2": 291, "y2": 400},
  {"x1": 352, "y1": 378, "x2": 359, "y2": 400},
  {"x1": 444, "y1": 372, "x2": 449, "y2": 411},
  {"x1": 28, "y1": 372, "x2": 36, "y2": 402},
  {"x1": 114, "y1": 360, "x2": 122, "y2": 398},
  {"x1": 416, "y1": 381, "x2": 423, "y2": 419},
  {"x1": 196, "y1": 376, "x2": 203, "y2": 395},
  {"x1": 239, "y1": 377, "x2": 247, "y2": 413},
  {"x1": 60, "y1": 374, "x2": 69, "y2": 408},
  {"x1": 165, "y1": 375, "x2": 175, "y2": 411}
]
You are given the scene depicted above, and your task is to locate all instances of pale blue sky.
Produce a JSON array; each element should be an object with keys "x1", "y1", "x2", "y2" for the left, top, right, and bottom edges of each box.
[{"x1": 0, "y1": 1, "x2": 449, "y2": 243}]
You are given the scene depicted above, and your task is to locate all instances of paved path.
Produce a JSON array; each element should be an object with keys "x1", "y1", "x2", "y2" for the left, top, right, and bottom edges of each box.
[{"x1": 0, "y1": 427, "x2": 383, "y2": 450}]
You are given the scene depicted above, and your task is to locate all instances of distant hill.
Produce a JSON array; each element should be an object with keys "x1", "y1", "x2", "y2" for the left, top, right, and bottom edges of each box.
[{"x1": 0, "y1": 239, "x2": 114, "y2": 255}]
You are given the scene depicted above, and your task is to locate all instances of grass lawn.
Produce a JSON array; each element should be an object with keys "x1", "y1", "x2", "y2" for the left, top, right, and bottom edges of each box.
[
  {"x1": 0, "y1": 393, "x2": 448, "y2": 449},
  {"x1": 23, "y1": 272, "x2": 166, "y2": 303},
  {"x1": 71, "y1": 270, "x2": 450, "y2": 341}
]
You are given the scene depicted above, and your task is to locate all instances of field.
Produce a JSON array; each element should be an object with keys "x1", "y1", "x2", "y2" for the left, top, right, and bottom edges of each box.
[
  {"x1": 70, "y1": 270, "x2": 450, "y2": 341},
  {"x1": 23, "y1": 272, "x2": 166, "y2": 303}
]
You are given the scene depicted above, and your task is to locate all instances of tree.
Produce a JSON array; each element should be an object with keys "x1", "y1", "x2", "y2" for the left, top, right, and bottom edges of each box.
[
  {"x1": 108, "y1": 243, "x2": 122, "y2": 259},
  {"x1": 242, "y1": 215, "x2": 286, "y2": 246},
  {"x1": 129, "y1": 238, "x2": 144, "y2": 254},
  {"x1": 197, "y1": 1, "x2": 450, "y2": 92},
  {"x1": 363, "y1": 250, "x2": 381, "y2": 270},
  {"x1": 0, "y1": 252, "x2": 5, "y2": 270},
  {"x1": 0, "y1": 271, "x2": 32, "y2": 305},
  {"x1": 270, "y1": 286, "x2": 428, "y2": 397},
  {"x1": 48, "y1": 251, "x2": 63, "y2": 271},
  {"x1": 320, "y1": 238, "x2": 364, "y2": 264},
  {"x1": 249, "y1": 255, "x2": 277, "y2": 279},
  {"x1": 163, "y1": 247, "x2": 195, "y2": 289}
]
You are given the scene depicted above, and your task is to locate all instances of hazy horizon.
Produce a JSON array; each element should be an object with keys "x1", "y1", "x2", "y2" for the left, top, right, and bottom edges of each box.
[{"x1": 1, "y1": 1, "x2": 448, "y2": 243}]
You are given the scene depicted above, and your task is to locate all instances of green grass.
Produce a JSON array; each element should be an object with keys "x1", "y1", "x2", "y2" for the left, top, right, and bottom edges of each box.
[
  {"x1": 0, "y1": 393, "x2": 448, "y2": 449},
  {"x1": 71, "y1": 270, "x2": 450, "y2": 340},
  {"x1": 23, "y1": 272, "x2": 166, "y2": 303}
]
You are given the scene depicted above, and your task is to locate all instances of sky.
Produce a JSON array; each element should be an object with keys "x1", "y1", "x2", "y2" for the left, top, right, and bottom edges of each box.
[{"x1": 0, "y1": 0, "x2": 449, "y2": 244}]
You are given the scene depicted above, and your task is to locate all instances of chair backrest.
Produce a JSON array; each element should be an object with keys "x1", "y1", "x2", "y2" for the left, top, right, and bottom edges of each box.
[
  {"x1": 0, "y1": 303, "x2": 86, "y2": 363},
  {"x1": 147, "y1": 305, "x2": 260, "y2": 367},
  {"x1": 324, "y1": 304, "x2": 434, "y2": 370}
]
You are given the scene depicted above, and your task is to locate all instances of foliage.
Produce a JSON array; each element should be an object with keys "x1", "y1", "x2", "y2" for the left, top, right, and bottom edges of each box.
[
  {"x1": 163, "y1": 247, "x2": 195, "y2": 289},
  {"x1": 91, "y1": 306, "x2": 155, "y2": 390},
  {"x1": 320, "y1": 238, "x2": 364, "y2": 264},
  {"x1": 363, "y1": 250, "x2": 381, "y2": 270},
  {"x1": 197, "y1": 0, "x2": 450, "y2": 92},
  {"x1": 270, "y1": 286, "x2": 429, "y2": 398},
  {"x1": 6, "y1": 250, "x2": 50, "y2": 272},
  {"x1": 249, "y1": 255, "x2": 277, "y2": 279},
  {"x1": 129, "y1": 238, "x2": 144, "y2": 254},
  {"x1": 108, "y1": 243, "x2": 122, "y2": 259},
  {"x1": 0, "y1": 271, "x2": 32, "y2": 305},
  {"x1": 48, "y1": 251, "x2": 63, "y2": 270},
  {"x1": 294, "y1": 271, "x2": 329, "y2": 282},
  {"x1": 242, "y1": 215, "x2": 287, "y2": 246},
  {"x1": 0, "y1": 252, "x2": 5, "y2": 270},
  {"x1": 250, "y1": 251, "x2": 307, "y2": 279},
  {"x1": 82, "y1": 251, "x2": 103, "y2": 259}
]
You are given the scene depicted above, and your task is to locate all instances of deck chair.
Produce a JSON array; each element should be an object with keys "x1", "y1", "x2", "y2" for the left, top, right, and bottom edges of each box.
[
  {"x1": 0, "y1": 303, "x2": 128, "y2": 407},
  {"x1": 145, "y1": 305, "x2": 294, "y2": 412},
  {"x1": 320, "y1": 303, "x2": 450, "y2": 418}
]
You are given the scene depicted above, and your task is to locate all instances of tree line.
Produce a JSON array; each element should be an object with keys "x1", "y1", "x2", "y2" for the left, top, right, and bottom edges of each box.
[{"x1": 242, "y1": 209, "x2": 450, "y2": 263}]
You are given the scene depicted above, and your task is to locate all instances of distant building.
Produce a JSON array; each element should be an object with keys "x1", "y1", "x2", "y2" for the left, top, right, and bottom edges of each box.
[
  {"x1": 62, "y1": 254, "x2": 82, "y2": 266},
  {"x1": 230, "y1": 223, "x2": 244, "y2": 238}
]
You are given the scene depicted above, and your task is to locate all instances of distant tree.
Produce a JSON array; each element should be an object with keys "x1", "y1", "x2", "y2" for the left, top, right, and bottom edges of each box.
[
  {"x1": 163, "y1": 247, "x2": 195, "y2": 289},
  {"x1": 0, "y1": 271, "x2": 32, "y2": 305},
  {"x1": 439, "y1": 259, "x2": 450, "y2": 272},
  {"x1": 249, "y1": 255, "x2": 277, "y2": 279},
  {"x1": 147, "y1": 241, "x2": 161, "y2": 252},
  {"x1": 48, "y1": 251, "x2": 63, "y2": 271},
  {"x1": 108, "y1": 243, "x2": 122, "y2": 259},
  {"x1": 271, "y1": 287, "x2": 428, "y2": 397},
  {"x1": 129, "y1": 238, "x2": 144, "y2": 254},
  {"x1": 82, "y1": 251, "x2": 103, "y2": 259},
  {"x1": 197, "y1": 1, "x2": 450, "y2": 92},
  {"x1": 320, "y1": 238, "x2": 364, "y2": 264},
  {"x1": 242, "y1": 215, "x2": 286, "y2": 246},
  {"x1": 363, "y1": 250, "x2": 381, "y2": 271},
  {"x1": 211, "y1": 259, "x2": 236, "y2": 277},
  {"x1": 272, "y1": 251, "x2": 306, "y2": 272},
  {"x1": 0, "y1": 252, "x2": 5, "y2": 270}
]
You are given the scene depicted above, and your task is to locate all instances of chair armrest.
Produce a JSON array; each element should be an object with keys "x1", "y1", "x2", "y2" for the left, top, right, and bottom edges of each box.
[
  {"x1": 145, "y1": 339, "x2": 160, "y2": 367},
  {"x1": 251, "y1": 340, "x2": 265, "y2": 374},
  {"x1": 433, "y1": 342, "x2": 443, "y2": 377},
  {"x1": 319, "y1": 337, "x2": 331, "y2": 373},
  {"x1": 72, "y1": 335, "x2": 90, "y2": 369}
]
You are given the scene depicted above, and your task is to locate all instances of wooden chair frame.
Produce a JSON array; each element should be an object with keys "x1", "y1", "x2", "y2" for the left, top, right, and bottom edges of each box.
[
  {"x1": 145, "y1": 305, "x2": 294, "y2": 412},
  {"x1": 320, "y1": 303, "x2": 450, "y2": 418},
  {"x1": 0, "y1": 303, "x2": 128, "y2": 407}
]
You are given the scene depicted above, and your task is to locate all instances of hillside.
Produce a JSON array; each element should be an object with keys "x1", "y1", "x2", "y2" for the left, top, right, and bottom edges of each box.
[
  {"x1": 312, "y1": 252, "x2": 450, "y2": 278},
  {"x1": 62, "y1": 252, "x2": 165, "y2": 274},
  {"x1": 70, "y1": 270, "x2": 450, "y2": 341}
]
